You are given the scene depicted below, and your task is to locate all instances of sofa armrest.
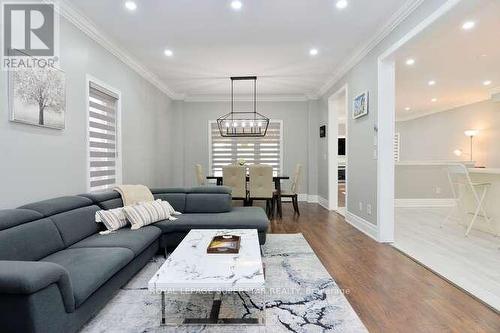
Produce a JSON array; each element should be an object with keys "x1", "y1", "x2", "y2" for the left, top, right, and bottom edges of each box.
[{"x1": 0, "y1": 261, "x2": 75, "y2": 312}]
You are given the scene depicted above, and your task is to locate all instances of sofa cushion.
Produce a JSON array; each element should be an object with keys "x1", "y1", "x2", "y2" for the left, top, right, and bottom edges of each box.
[
  {"x1": 187, "y1": 186, "x2": 232, "y2": 194},
  {"x1": 19, "y1": 196, "x2": 93, "y2": 217},
  {"x1": 49, "y1": 206, "x2": 101, "y2": 247},
  {"x1": 41, "y1": 247, "x2": 134, "y2": 307},
  {"x1": 79, "y1": 192, "x2": 123, "y2": 210},
  {"x1": 0, "y1": 217, "x2": 65, "y2": 261},
  {"x1": 0, "y1": 209, "x2": 43, "y2": 230},
  {"x1": 70, "y1": 226, "x2": 161, "y2": 256},
  {"x1": 153, "y1": 207, "x2": 269, "y2": 233},
  {"x1": 184, "y1": 193, "x2": 231, "y2": 213}
]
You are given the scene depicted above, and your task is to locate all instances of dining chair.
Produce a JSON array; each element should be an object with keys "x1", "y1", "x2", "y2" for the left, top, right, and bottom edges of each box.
[
  {"x1": 222, "y1": 165, "x2": 247, "y2": 201},
  {"x1": 274, "y1": 164, "x2": 302, "y2": 216},
  {"x1": 194, "y1": 164, "x2": 205, "y2": 186},
  {"x1": 248, "y1": 165, "x2": 275, "y2": 217},
  {"x1": 444, "y1": 163, "x2": 493, "y2": 236}
]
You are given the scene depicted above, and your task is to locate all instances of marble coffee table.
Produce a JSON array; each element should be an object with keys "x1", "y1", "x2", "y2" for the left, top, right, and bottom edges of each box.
[{"x1": 148, "y1": 229, "x2": 266, "y2": 326}]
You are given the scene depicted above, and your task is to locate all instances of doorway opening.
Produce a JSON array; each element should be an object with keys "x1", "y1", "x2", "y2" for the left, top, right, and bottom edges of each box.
[
  {"x1": 378, "y1": 0, "x2": 500, "y2": 311},
  {"x1": 328, "y1": 85, "x2": 348, "y2": 216}
]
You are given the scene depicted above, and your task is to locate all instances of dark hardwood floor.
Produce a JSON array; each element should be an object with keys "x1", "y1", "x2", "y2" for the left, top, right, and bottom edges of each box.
[{"x1": 266, "y1": 202, "x2": 500, "y2": 333}]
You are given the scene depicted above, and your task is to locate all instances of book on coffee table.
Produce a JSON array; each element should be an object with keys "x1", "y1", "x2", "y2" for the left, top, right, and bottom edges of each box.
[{"x1": 207, "y1": 235, "x2": 241, "y2": 254}]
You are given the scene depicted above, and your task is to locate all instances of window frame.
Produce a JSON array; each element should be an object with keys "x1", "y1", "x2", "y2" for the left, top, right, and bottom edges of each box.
[
  {"x1": 208, "y1": 119, "x2": 284, "y2": 176},
  {"x1": 85, "y1": 75, "x2": 122, "y2": 192}
]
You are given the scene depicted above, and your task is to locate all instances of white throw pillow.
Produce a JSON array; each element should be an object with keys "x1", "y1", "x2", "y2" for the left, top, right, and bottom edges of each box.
[
  {"x1": 124, "y1": 200, "x2": 173, "y2": 230},
  {"x1": 158, "y1": 200, "x2": 182, "y2": 219},
  {"x1": 95, "y1": 207, "x2": 128, "y2": 232}
]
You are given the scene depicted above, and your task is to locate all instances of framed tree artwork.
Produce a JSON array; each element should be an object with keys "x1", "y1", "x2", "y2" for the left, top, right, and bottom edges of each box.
[
  {"x1": 8, "y1": 66, "x2": 66, "y2": 129},
  {"x1": 353, "y1": 91, "x2": 368, "y2": 119}
]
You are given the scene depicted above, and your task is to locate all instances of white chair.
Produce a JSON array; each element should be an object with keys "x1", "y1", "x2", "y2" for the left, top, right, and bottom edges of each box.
[
  {"x1": 194, "y1": 164, "x2": 205, "y2": 186},
  {"x1": 222, "y1": 165, "x2": 247, "y2": 201},
  {"x1": 248, "y1": 165, "x2": 274, "y2": 217},
  {"x1": 445, "y1": 163, "x2": 493, "y2": 236}
]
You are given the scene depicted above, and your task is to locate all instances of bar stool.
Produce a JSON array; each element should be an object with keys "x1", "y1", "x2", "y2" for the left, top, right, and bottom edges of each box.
[{"x1": 445, "y1": 163, "x2": 493, "y2": 236}]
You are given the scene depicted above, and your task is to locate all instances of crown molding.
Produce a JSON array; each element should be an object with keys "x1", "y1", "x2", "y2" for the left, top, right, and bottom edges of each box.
[
  {"x1": 396, "y1": 97, "x2": 490, "y2": 122},
  {"x1": 51, "y1": 0, "x2": 184, "y2": 100},
  {"x1": 317, "y1": 0, "x2": 425, "y2": 97},
  {"x1": 183, "y1": 93, "x2": 312, "y2": 102}
]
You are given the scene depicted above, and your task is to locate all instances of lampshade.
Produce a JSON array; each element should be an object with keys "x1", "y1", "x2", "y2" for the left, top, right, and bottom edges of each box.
[{"x1": 464, "y1": 129, "x2": 479, "y2": 137}]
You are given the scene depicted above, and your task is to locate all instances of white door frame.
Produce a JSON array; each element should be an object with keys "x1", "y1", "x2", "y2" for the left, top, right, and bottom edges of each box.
[
  {"x1": 328, "y1": 84, "x2": 348, "y2": 212},
  {"x1": 376, "y1": 0, "x2": 462, "y2": 242}
]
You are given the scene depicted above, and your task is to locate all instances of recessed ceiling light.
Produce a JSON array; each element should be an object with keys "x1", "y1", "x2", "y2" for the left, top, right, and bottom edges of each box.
[
  {"x1": 405, "y1": 58, "x2": 415, "y2": 66},
  {"x1": 462, "y1": 21, "x2": 475, "y2": 30},
  {"x1": 483, "y1": 80, "x2": 492, "y2": 86},
  {"x1": 231, "y1": 0, "x2": 243, "y2": 10},
  {"x1": 404, "y1": 107, "x2": 411, "y2": 111},
  {"x1": 124, "y1": 1, "x2": 137, "y2": 11},
  {"x1": 428, "y1": 80, "x2": 436, "y2": 86},
  {"x1": 431, "y1": 98, "x2": 438, "y2": 102},
  {"x1": 164, "y1": 49, "x2": 173, "y2": 57},
  {"x1": 336, "y1": 0, "x2": 348, "y2": 10},
  {"x1": 309, "y1": 48, "x2": 319, "y2": 56}
]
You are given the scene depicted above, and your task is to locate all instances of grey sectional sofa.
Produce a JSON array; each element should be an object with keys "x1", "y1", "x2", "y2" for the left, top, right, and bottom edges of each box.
[{"x1": 0, "y1": 186, "x2": 269, "y2": 333}]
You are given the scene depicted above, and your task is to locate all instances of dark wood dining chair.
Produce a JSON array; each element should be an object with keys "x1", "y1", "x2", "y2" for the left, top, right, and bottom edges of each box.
[{"x1": 274, "y1": 164, "x2": 302, "y2": 216}]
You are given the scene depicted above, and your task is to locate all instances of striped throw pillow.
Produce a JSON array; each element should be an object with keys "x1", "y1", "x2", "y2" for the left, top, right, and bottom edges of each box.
[
  {"x1": 95, "y1": 208, "x2": 128, "y2": 232},
  {"x1": 158, "y1": 200, "x2": 182, "y2": 217},
  {"x1": 124, "y1": 200, "x2": 171, "y2": 230}
]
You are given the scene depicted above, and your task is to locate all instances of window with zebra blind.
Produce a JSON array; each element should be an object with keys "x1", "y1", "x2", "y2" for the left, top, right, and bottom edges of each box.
[
  {"x1": 209, "y1": 120, "x2": 283, "y2": 177},
  {"x1": 87, "y1": 80, "x2": 121, "y2": 192}
]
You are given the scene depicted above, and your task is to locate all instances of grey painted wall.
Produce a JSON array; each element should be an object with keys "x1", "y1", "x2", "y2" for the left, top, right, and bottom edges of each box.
[
  {"x1": 0, "y1": 18, "x2": 174, "y2": 208},
  {"x1": 171, "y1": 100, "x2": 319, "y2": 196},
  {"x1": 397, "y1": 100, "x2": 500, "y2": 168},
  {"x1": 317, "y1": 0, "x2": 448, "y2": 225}
]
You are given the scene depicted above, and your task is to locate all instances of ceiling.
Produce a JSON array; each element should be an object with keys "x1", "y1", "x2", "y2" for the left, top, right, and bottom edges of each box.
[
  {"x1": 65, "y1": 0, "x2": 412, "y2": 100},
  {"x1": 394, "y1": 0, "x2": 500, "y2": 121}
]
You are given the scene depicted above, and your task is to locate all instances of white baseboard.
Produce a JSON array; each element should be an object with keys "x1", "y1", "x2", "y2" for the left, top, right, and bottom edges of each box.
[
  {"x1": 318, "y1": 196, "x2": 329, "y2": 210},
  {"x1": 345, "y1": 211, "x2": 378, "y2": 241},
  {"x1": 306, "y1": 194, "x2": 318, "y2": 203},
  {"x1": 395, "y1": 198, "x2": 456, "y2": 208}
]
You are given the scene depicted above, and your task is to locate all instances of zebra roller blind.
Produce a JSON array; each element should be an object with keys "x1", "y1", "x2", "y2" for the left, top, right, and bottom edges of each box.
[
  {"x1": 210, "y1": 120, "x2": 282, "y2": 176},
  {"x1": 88, "y1": 82, "x2": 119, "y2": 192}
]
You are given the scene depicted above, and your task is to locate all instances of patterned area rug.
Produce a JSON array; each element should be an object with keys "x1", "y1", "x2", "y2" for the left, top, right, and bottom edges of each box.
[{"x1": 81, "y1": 234, "x2": 367, "y2": 332}]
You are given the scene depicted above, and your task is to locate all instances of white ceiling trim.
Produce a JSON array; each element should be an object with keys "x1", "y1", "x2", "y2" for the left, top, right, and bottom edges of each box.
[
  {"x1": 184, "y1": 94, "x2": 311, "y2": 102},
  {"x1": 317, "y1": 0, "x2": 425, "y2": 97},
  {"x1": 52, "y1": 0, "x2": 184, "y2": 100},
  {"x1": 396, "y1": 97, "x2": 491, "y2": 122}
]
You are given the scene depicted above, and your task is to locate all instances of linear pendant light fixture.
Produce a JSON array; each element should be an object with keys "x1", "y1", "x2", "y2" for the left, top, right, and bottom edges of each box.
[{"x1": 217, "y1": 76, "x2": 270, "y2": 137}]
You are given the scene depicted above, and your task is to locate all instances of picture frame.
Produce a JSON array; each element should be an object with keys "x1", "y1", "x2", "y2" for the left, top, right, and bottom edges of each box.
[
  {"x1": 320, "y1": 125, "x2": 326, "y2": 138},
  {"x1": 7, "y1": 51, "x2": 66, "y2": 129},
  {"x1": 353, "y1": 91, "x2": 369, "y2": 119}
]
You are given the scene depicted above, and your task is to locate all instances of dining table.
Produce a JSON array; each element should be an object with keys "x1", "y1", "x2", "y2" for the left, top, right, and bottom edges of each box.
[{"x1": 206, "y1": 175, "x2": 290, "y2": 218}]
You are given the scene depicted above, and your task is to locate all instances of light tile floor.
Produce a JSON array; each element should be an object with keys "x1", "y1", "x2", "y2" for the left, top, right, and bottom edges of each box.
[{"x1": 394, "y1": 207, "x2": 500, "y2": 312}]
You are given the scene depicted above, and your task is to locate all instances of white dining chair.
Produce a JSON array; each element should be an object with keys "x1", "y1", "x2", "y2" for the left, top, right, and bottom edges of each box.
[
  {"x1": 444, "y1": 163, "x2": 493, "y2": 236},
  {"x1": 222, "y1": 165, "x2": 247, "y2": 201},
  {"x1": 248, "y1": 165, "x2": 274, "y2": 217},
  {"x1": 194, "y1": 164, "x2": 205, "y2": 186}
]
